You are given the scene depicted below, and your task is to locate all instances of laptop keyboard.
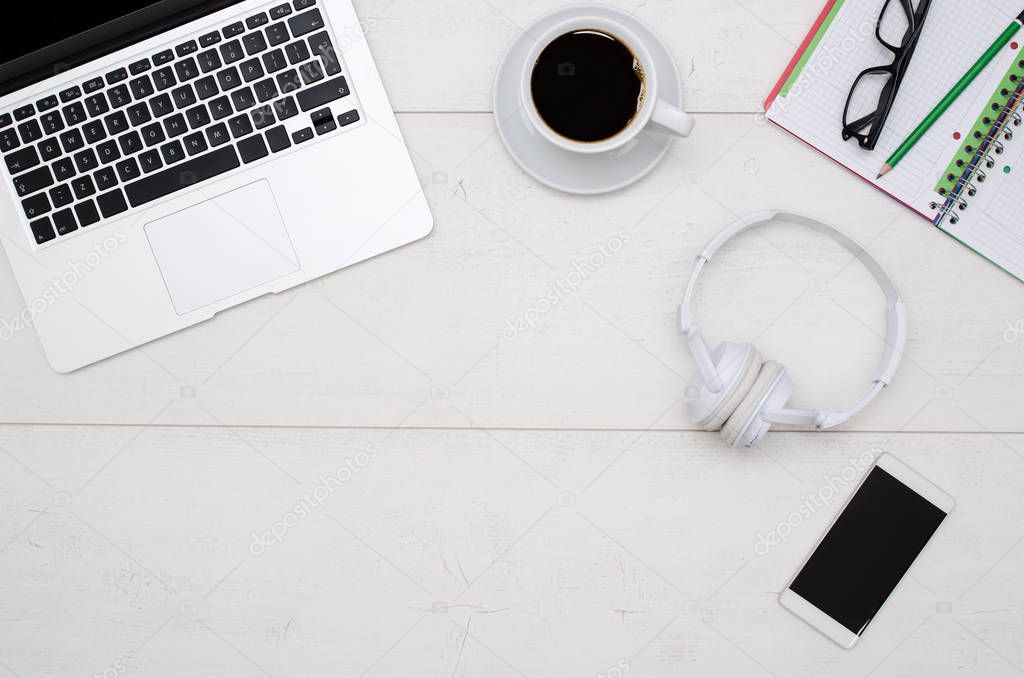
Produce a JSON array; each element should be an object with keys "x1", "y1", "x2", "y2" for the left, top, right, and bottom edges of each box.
[{"x1": 1, "y1": 0, "x2": 361, "y2": 247}]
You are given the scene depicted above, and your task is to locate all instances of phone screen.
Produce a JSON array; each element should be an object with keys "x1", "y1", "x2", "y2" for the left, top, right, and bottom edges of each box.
[{"x1": 789, "y1": 466, "x2": 948, "y2": 635}]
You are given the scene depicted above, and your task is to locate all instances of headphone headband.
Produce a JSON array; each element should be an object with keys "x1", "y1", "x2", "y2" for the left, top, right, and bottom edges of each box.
[{"x1": 680, "y1": 211, "x2": 907, "y2": 430}]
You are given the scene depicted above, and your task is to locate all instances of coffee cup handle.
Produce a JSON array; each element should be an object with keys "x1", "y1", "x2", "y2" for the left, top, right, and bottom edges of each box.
[{"x1": 649, "y1": 100, "x2": 695, "y2": 138}]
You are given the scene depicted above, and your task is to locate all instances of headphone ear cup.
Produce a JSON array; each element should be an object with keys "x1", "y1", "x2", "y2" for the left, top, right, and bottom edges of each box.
[
  {"x1": 722, "y1": 360, "x2": 786, "y2": 447},
  {"x1": 700, "y1": 347, "x2": 763, "y2": 431}
]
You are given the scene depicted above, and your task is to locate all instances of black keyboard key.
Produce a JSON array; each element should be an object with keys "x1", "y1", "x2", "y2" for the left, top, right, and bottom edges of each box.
[
  {"x1": 84, "y1": 93, "x2": 109, "y2": 117},
  {"x1": 125, "y1": 145, "x2": 239, "y2": 207},
  {"x1": 72, "y1": 175, "x2": 96, "y2": 200},
  {"x1": 276, "y1": 69, "x2": 301, "y2": 92},
  {"x1": 243, "y1": 32, "x2": 268, "y2": 56},
  {"x1": 0, "y1": 128, "x2": 19, "y2": 151},
  {"x1": 150, "y1": 93, "x2": 174, "y2": 118},
  {"x1": 60, "y1": 86, "x2": 82, "y2": 102},
  {"x1": 30, "y1": 217, "x2": 55, "y2": 244},
  {"x1": 105, "y1": 111, "x2": 129, "y2": 136},
  {"x1": 75, "y1": 200, "x2": 101, "y2": 227},
  {"x1": 292, "y1": 127, "x2": 313, "y2": 144},
  {"x1": 285, "y1": 40, "x2": 310, "y2": 65},
  {"x1": 271, "y1": 3, "x2": 292, "y2": 18},
  {"x1": 36, "y1": 95, "x2": 58, "y2": 112},
  {"x1": 175, "y1": 57, "x2": 200, "y2": 82},
  {"x1": 106, "y1": 68, "x2": 128, "y2": 85},
  {"x1": 13, "y1": 167, "x2": 48, "y2": 196},
  {"x1": 314, "y1": 114, "x2": 336, "y2": 135},
  {"x1": 115, "y1": 158, "x2": 141, "y2": 182},
  {"x1": 289, "y1": 9, "x2": 324, "y2": 37},
  {"x1": 206, "y1": 122, "x2": 230, "y2": 147},
  {"x1": 198, "y1": 49, "x2": 222, "y2": 73},
  {"x1": 6, "y1": 146, "x2": 39, "y2": 174},
  {"x1": 253, "y1": 78, "x2": 278, "y2": 103},
  {"x1": 83, "y1": 120, "x2": 108, "y2": 143},
  {"x1": 195, "y1": 76, "x2": 219, "y2": 100},
  {"x1": 62, "y1": 102, "x2": 87, "y2": 126},
  {"x1": 308, "y1": 32, "x2": 341, "y2": 75},
  {"x1": 208, "y1": 96, "x2": 232, "y2": 120},
  {"x1": 139, "y1": 149, "x2": 163, "y2": 173},
  {"x1": 22, "y1": 192, "x2": 51, "y2": 219},
  {"x1": 74, "y1": 148, "x2": 99, "y2": 174},
  {"x1": 182, "y1": 131, "x2": 208, "y2": 155},
  {"x1": 299, "y1": 61, "x2": 324, "y2": 85},
  {"x1": 246, "y1": 12, "x2": 269, "y2": 29},
  {"x1": 127, "y1": 102, "x2": 152, "y2": 126},
  {"x1": 141, "y1": 122, "x2": 166, "y2": 147},
  {"x1": 263, "y1": 48, "x2": 288, "y2": 73},
  {"x1": 221, "y1": 40, "x2": 244, "y2": 64},
  {"x1": 129, "y1": 58, "x2": 151, "y2": 75},
  {"x1": 38, "y1": 137, "x2": 62, "y2": 162},
  {"x1": 18, "y1": 119, "x2": 43, "y2": 144},
  {"x1": 266, "y1": 125, "x2": 290, "y2": 152},
  {"x1": 238, "y1": 134, "x2": 268, "y2": 163},
  {"x1": 228, "y1": 114, "x2": 253, "y2": 138},
  {"x1": 266, "y1": 23, "x2": 290, "y2": 47},
  {"x1": 251, "y1": 105, "x2": 275, "y2": 129},
  {"x1": 164, "y1": 114, "x2": 188, "y2": 138},
  {"x1": 160, "y1": 140, "x2": 185, "y2": 164},
  {"x1": 294, "y1": 0, "x2": 316, "y2": 10},
  {"x1": 176, "y1": 40, "x2": 198, "y2": 57},
  {"x1": 172, "y1": 85, "x2": 197, "y2": 109},
  {"x1": 49, "y1": 183, "x2": 74, "y2": 208},
  {"x1": 240, "y1": 58, "x2": 264, "y2": 83},
  {"x1": 153, "y1": 49, "x2": 174, "y2": 66},
  {"x1": 153, "y1": 67, "x2": 176, "y2": 91},
  {"x1": 0, "y1": 114, "x2": 12, "y2": 131},
  {"x1": 108, "y1": 84, "x2": 131, "y2": 108},
  {"x1": 96, "y1": 190, "x2": 128, "y2": 218},
  {"x1": 217, "y1": 66, "x2": 242, "y2": 91},
  {"x1": 52, "y1": 158, "x2": 76, "y2": 182},
  {"x1": 185, "y1": 104, "x2": 211, "y2": 129},
  {"x1": 119, "y1": 130, "x2": 143, "y2": 155},
  {"x1": 40, "y1": 111, "x2": 65, "y2": 135},
  {"x1": 337, "y1": 108, "x2": 360, "y2": 127},
  {"x1": 275, "y1": 95, "x2": 297, "y2": 121},
  {"x1": 130, "y1": 76, "x2": 155, "y2": 100},
  {"x1": 297, "y1": 76, "x2": 349, "y2": 111},
  {"x1": 14, "y1": 104, "x2": 35, "y2": 121},
  {"x1": 83, "y1": 77, "x2": 105, "y2": 93},
  {"x1": 60, "y1": 129, "x2": 85, "y2": 153},
  {"x1": 96, "y1": 140, "x2": 121, "y2": 165},
  {"x1": 223, "y1": 21, "x2": 245, "y2": 38},
  {"x1": 94, "y1": 167, "x2": 118, "y2": 192},
  {"x1": 52, "y1": 207, "x2": 78, "y2": 235},
  {"x1": 199, "y1": 31, "x2": 221, "y2": 47},
  {"x1": 231, "y1": 87, "x2": 256, "y2": 111}
]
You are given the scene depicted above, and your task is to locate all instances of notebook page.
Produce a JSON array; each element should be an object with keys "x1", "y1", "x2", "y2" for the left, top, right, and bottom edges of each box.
[{"x1": 768, "y1": 0, "x2": 1022, "y2": 217}]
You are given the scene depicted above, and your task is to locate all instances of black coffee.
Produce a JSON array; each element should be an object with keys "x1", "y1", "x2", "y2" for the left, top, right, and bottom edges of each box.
[{"x1": 531, "y1": 30, "x2": 644, "y2": 143}]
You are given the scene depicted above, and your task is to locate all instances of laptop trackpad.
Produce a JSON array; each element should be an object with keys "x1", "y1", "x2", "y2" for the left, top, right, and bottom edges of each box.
[{"x1": 145, "y1": 180, "x2": 300, "y2": 315}]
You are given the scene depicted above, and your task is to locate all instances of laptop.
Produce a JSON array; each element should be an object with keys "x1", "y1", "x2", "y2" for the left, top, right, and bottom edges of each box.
[{"x1": 0, "y1": 0, "x2": 433, "y2": 372}]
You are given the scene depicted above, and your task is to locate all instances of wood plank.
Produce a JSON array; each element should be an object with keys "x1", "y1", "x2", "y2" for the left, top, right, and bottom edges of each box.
[
  {"x1": 1, "y1": 114, "x2": 1019, "y2": 431},
  {"x1": 0, "y1": 426, "x2": 1020, "y2": 677}
]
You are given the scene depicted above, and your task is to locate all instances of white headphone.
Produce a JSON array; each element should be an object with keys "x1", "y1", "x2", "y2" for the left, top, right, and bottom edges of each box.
[{"x1": 680, "y1": 211, "x2": 908, "y2": 448}]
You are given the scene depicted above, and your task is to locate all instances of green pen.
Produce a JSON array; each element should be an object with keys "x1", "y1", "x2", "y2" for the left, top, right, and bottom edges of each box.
[{"x1": 878, "y1": 9, "x2": 1024, "y2": 179}]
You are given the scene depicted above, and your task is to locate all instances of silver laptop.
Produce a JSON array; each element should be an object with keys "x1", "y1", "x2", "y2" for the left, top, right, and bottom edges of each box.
[{"x1": 0, "y1": 0, "x2": 433, "y2": 372}]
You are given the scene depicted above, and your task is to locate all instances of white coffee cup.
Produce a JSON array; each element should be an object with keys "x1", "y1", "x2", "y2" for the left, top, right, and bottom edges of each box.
[{"x1": 521, "y1": 13, "x2": 694, "y2": 155}]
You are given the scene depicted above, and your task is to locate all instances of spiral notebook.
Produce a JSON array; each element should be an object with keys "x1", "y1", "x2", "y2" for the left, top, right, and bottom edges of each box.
[{"x1": 766, "y1": 0, "x2": 1024, "y2": 283}]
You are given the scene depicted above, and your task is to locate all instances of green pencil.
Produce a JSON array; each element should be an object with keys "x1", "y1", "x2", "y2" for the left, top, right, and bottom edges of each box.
[{"x1": 878, "y1": 9, "x2": 1024, "y2": 179}]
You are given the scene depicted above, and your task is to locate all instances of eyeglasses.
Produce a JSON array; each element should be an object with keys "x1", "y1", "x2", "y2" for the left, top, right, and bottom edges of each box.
[{"x1": 842, "y1": 0, "x2": 933, "y2": 150}]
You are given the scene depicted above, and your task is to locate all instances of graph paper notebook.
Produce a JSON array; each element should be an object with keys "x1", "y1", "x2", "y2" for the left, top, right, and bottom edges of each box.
[{"x1": 766, "y1": 0, "x2": 1024, "y2": 283}]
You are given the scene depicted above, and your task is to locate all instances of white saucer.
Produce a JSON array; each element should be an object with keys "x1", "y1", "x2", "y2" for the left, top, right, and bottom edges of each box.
[{"x1": 493, "y1": 4, "x2": 684, "y2": 195}]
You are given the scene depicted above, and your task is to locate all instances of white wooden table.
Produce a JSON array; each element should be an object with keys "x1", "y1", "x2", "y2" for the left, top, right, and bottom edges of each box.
[{"x1": 2, "y1": 1, "x2": 1023, "y2": 676}]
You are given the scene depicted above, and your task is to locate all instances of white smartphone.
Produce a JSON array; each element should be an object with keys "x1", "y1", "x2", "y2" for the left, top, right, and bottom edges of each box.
[{"x1": 779, "y1": 454, "x2": 955, "y2": 649}]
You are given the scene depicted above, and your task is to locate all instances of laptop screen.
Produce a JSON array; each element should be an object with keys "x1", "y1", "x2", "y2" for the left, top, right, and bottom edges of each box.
[{"x1": 0, "y1": 0, "x2": 245, "y2": 96}]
